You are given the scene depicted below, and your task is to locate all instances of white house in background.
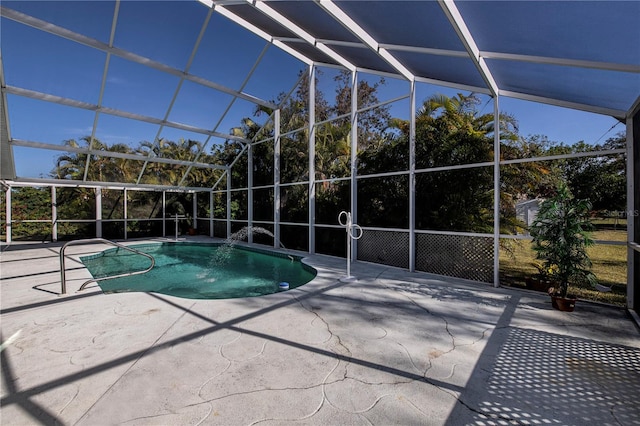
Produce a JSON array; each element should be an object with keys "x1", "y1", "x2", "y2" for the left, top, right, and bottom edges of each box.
[{"x1": 516, "y1": 199, "x2": 545, "y2": 235}]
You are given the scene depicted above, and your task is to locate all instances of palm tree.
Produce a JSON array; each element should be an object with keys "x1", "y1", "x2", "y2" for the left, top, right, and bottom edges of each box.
[
  {"x1": 53, "y1": 138, "x2": 89, "y2": 180},
  {"x1": 137, "y1": 138, "x2": 204, "y2": 186},
  {"x1": 314, "y1": 121, "x2": 350, "y2": 183},
  {"x1": 418, "y1": 93, "x2": 519, "y2": 147},
  {"x1": 53, "y1": 136, "x2": 141, "y2": 183}
]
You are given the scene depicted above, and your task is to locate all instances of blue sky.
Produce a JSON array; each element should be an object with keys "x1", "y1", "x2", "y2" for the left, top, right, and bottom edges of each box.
[{"x1": 2, "y1": 0, "x2": 624, "y2": 179}]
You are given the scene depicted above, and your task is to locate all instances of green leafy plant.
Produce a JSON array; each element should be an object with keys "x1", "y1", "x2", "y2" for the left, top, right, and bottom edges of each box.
[{"x1": 529, "y1": 184, "x2": 597, "y2": 298}]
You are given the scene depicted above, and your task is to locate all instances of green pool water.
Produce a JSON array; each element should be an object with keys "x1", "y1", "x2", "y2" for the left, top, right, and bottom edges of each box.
[{"x1": 80, "y1": 243, "x2": 316, "y2": 299}]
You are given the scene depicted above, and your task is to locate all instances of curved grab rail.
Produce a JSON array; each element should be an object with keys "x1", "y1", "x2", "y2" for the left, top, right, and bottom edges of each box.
[
  {"x1": 337, "y1": 211, "x2": 363, "y2": 282},
  {"x1": 60, "y1": 238, "x2": 155, "y2": 294}
]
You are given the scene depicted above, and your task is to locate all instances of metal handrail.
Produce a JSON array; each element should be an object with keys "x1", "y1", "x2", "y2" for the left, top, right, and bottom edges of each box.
[{"x1": 60, "y1": 238, "x2": 155, "y2": 294}]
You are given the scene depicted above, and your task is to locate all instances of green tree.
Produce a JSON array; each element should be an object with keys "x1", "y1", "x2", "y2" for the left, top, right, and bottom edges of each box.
[
  {"x1": 359, "y1": 93, "x2": 518, "y2": 233},
  {"x1": 139, "y1": 138, "x2": 205, "y2": 186},
  {"x1": 8, "y1": 186, "x2": 51, "y2": 240},
  {"x1": 333, "y1": 71, "x2": 391, "y2": 151},
  {"x1": 562, "y1": 134, "x2": 626, "y2": 212},
  {"x1": 53, "y1": 136, "x2": 136, "y2": 183}
]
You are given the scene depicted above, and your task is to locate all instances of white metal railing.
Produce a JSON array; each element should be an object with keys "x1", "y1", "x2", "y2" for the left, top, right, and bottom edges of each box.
[{"x1": 59, "y1": 238, "x2": 155, "y2": 294}]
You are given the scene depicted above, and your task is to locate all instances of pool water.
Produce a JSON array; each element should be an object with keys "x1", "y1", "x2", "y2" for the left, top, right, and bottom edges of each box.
[{"x1": 80, "y1": 243, "x2": 316, "y2": 299}]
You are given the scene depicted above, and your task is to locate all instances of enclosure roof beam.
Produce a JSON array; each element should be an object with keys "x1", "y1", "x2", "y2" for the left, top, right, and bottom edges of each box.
[
  {"x1": 4, "y1": 86, "x2": 250, "y2": 142},
  {"x1": 211, "y1": 4, "x2": 313, "y2": 66},
  {"x1": 437, "y1": 0, "x2": 498, "y2": 97},
  {"x1": 378, "y1": 43, "x2": 470, "y2": 59},
  {"x1": 414, "y1": 76, "x2": 491, "y2": 96},
  {"x1": 11, "y1": 139, "x2": 228, "y2": 170},
  {"x1": 247, "y1": 68, "x2": 307, "y2": 148},
  {"x1": 0, "y1": 6, "x2": 277, "y2": 110},
  {"x1": 481, "y1": 52, "x2": 640, "y2": 74},
  {"x1": 83, "y1": 0, "x2": 120, "y2": 182},
  {"x1": 137, "y1": 5, "x2": 215, "y2": 185},
  {"x1": 499, "y1": 89, "x2": 628, "y2": 119},
  {"x1": 201, "y1": 0, "x2": 246, "y2": 8},
  {"x1": 178, "y1": 40, "x2": 273, "y2": 186},
  {"x1": 377, "y1": 43, "x2": 640, "y2": 74},
  {"x1": 241, "y1": 0, "x2": 355, "y2": 71},
  {"x1": 317, "y1": 0, "x2": 413, "y2": 81}
]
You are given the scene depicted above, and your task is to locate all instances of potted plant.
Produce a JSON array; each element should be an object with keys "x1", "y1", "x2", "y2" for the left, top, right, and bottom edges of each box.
[
  {"x1": 525, "y1": 262, "x2": 553, "y2": 292},
  {"x1": 528, "y1": 184, "x2": 597, "y2": 311},
  {"x1": 187, "y1": 219, "x2": 197, "y2": 236}
]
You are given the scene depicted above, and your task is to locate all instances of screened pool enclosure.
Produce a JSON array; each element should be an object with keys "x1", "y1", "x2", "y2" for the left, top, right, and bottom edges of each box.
[{"x1": 1, "y1": 1, "x2": 639, "y2": 310}]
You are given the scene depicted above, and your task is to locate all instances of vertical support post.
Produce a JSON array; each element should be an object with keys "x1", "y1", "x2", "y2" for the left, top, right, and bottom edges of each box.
[
  {"x1": 493, "y1": 96, "x2": 501, "y2": 287},
  {"x1": 51, "y1": 186, "x2": 57, "y2": 242},
  {"x1": 192, "y1": 192, "x2": 198, "y2": 232},
  {"x1": 123, "y1": 188, "x2": 128, "y2": 240},
  {"x1": 96, "y1": 187, "x2": 102, "y2": 238},
  {"x1": 409, "y1": 80, "x2": 416, "y2": 272},
  {"x1": 308, "y1": 65, "x2": 316, "y2": 254},
  {"x1": 274, "y1": 109, "x2": 281, "y2": 248},
  {"x1": 226, "y1": 171, "x2": 231, "y2": 238},
  {"x1": 350, "y1": 70, "x2": 358, "y2": 261},
  {"x1": 162, "y1": 191, "x2": 166, "y2": 237},
  {"x1": 627, "y1": 107, "x2": 639, "y2": 310},
  {"x1": 5, "y1": 186, "x2": 11, "y2": 243},
  {"x1": 209, "y1": 190, "x2": 214, "y2": 238},
  {"x1": 174, "y1": 213, "x2": 180, "y2": 240},
  {"x1": 248, "y1": 143, "x2": 254, "y2": 243}
]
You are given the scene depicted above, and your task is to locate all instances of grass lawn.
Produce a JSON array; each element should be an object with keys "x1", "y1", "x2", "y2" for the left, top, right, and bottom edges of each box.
[{"x1": 499, "y1": 230, "x2": 627, "y2": 306}]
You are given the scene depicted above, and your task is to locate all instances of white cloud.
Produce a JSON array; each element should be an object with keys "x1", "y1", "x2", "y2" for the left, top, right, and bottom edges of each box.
[{"x1": 107, "y1": 76, "x2": 128, "y2": 85}]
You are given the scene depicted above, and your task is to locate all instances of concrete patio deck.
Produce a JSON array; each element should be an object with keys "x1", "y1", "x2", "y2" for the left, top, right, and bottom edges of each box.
[{"x1": 1, "y1": 238, "x2": 639, "y2": 425}]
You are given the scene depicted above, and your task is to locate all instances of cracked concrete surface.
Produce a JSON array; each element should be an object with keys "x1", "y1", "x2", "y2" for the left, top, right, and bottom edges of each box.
[{"x1": 1, "y1": 238, "x2": 639, "y2": 425}]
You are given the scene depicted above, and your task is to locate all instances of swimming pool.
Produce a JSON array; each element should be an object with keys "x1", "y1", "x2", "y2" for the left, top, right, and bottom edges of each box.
[{"x1": 80, "y1": 242, "x2": 316, "y2": 299}]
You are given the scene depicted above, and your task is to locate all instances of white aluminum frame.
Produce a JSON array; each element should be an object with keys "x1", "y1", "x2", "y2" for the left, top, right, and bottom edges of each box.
[
  {"x1": 137, "y1": 6, "x2": 215, "y2": 185},
  {"x1": 1, "y1": 0, "x2": 637, "y2": 308},
  {"x1": 409, "y1": 80, "x2": 416, "y2": 272},
  {"x1": 627, "y1": 103, "x2": 639, "y2": 309},
  {"x1": 493, "y1": 97, "x2": 501, "y2": 287},
  {"x1": 438, "y1": 0, "x2": 498, "y2": 96},
  {"x1": 317, "y1": 0, "x2": 414, "y2": 81},
  {"x1": 51, "y1": 187, "x2": 57, "y2": 241},
  {"x1": 349, "y1": 70, "x2": 358, "y2": 261},
  {"x1": 4, "y1": 86, "x2": 247, "y2": 143},
  {"x1": 0, "y1": 6, "x2": 276, "y2": 109},
  {"x1": 12, "y1": 139, "x2": 227, "y2": 170},
  {"x1": 308, "y1": 65, "x2": 316, "y2": 253},
  {"x1": 83, "y1": 1, "x2": 120, "y2": 182}
]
